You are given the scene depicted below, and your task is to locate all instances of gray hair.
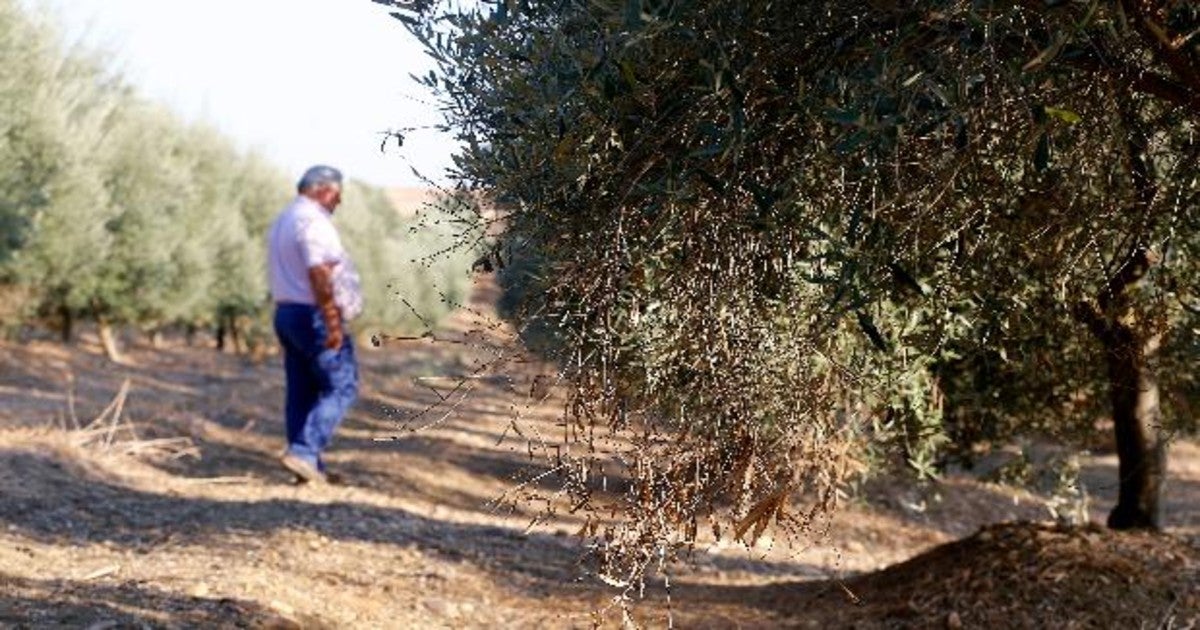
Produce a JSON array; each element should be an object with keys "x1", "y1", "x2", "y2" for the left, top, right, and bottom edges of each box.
[{"x1": 296, "y1": 165, "x2": 344, "y2": 193}]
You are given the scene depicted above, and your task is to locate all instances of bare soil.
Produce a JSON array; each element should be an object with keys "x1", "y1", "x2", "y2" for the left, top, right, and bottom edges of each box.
[{"x1": 0, "y1": 278, "x2": 1197, "y2": 628}]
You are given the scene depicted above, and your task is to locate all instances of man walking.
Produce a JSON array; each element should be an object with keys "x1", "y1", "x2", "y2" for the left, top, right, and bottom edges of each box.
[{"x1": 267, "y1": 165, "x2": 362, "y2": 483}]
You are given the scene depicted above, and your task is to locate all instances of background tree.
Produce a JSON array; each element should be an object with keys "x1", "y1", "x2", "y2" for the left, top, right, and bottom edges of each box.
[
  {"x1": 0, "y1": 4, "x2": 120, "y2": 342},
  {"x1": 0, "y1": 0, "x2": 475, "y2": 356},
  {"x1": 402, "y1": 0, "x2": 1200, "y2": 582}
]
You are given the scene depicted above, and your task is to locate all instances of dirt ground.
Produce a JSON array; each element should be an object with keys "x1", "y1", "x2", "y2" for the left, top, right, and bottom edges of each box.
[{"x1": 0, "y1": 278, "x2": 1197, "y2": 629}]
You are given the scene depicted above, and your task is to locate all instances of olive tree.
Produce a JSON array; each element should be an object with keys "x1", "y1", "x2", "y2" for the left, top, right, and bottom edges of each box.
[{"x1": 396, "y1": 0, "x2": 1199, "y2": 583}]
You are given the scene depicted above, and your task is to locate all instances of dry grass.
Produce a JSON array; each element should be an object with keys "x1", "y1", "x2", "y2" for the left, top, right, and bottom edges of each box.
[{"x1": 0, "y1": 276, "x2": 1197, "y2": 628}]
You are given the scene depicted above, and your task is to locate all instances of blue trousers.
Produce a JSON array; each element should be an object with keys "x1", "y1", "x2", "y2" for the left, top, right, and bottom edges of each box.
[{"x1": 273, "y1": 304, "x2": 358, "y2": 470}]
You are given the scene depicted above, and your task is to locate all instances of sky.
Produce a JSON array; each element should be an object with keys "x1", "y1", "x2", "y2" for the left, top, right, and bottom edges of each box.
[{"x1": 24, "y1": 0, "x2": 455, "y2": 188}]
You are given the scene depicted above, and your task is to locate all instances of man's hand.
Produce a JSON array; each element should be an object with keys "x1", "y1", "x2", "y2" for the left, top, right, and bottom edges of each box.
[
  {"x1": 323, "y1": 321, "x2": 343, "y2": 351},
  {"x1": 308, "y1": 263, "x2": 343, "y2": 350}
]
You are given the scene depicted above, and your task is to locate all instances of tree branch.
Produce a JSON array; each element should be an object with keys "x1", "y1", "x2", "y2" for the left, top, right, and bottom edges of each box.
[
  {"x1": 1120, "y1": 0, "x2": 1200, "y2": 94},
  {"x1": 1060, "y1": 45, "x2": 1200, "y2": 116}
]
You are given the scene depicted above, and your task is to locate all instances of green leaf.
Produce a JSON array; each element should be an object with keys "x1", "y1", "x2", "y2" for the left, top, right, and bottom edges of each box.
[
  {"x1": 1044, "y1": 106, "x2": 1081, "y2": 124},
  {"x1": 835, "y1": 129, "x2": 870, "y2": 154},
  {"x1": 901, "y1": 71, "x2": 924, "y2": 87},
  {"x1": 826, "y1": 108, "x2": 861, "y2": 125},
  {"x1": 624, "y1": 0, "x2": 643, "y2": 29},
  {"x1": 389, "y1": 11, "x2": 418, "y2": 27},
  {"x1": 619, "y1": 60, "x2": 638, "y2": 87},
  {"x1": 857, "y1": 310, "x2": 891, "y2": 352}
]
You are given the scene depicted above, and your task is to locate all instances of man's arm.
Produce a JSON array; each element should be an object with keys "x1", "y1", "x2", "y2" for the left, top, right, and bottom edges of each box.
[{"x1": 309, "y1": 263, "x2": 342, "y2": 350}]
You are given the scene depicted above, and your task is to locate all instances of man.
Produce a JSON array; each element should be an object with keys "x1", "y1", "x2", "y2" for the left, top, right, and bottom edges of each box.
[{"x1": 267, "y1": 165, "x2": 363, "y2": 484}]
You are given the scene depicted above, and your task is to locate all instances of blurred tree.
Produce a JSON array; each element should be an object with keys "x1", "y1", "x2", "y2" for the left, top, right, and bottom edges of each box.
[
  {"x1": 0, "y1": 0, "x2": 495, "y2": 360},
  {"x1": 0, "y1": 0, "x2": 50, "y2": 270},
  {"x1": 338, "y1": 182, "x2": 475, "y2": 336},
  {"x1": 209, "y1": 152, "x2": 289, "y2": 353},
  {"x1": 0, "y1": 2, "x2": 120, "y2": 343}
]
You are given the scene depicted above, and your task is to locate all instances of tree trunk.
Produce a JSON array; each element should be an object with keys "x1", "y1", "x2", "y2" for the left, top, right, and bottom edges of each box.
[
  {"x1": 1103, "y1": 328, "x2": 1166, "y2": 530},
  {"x1": 230, "y1": 317, "x2": 244, "y2": 355},
  {"x1": 97, "y1": 318, "x2": 125, "y2": 364},
  {"x1": 60, "y1": 304, "x2": 72, "y2": 343},
  {"x1": 216, "y1": 315, "x2": 244, "y2": 354},
  {"x1": 1094, "y1": 94, "x2": 1166, "y2": 530}
]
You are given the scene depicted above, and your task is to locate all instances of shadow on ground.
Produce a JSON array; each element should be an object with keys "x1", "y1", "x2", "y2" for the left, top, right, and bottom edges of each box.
[
  {"x1": 0, "y1": 574, "x2": 325, "y2": 629},
  {"x1": 0, "y1": 447, "x2": 820, "y2": 601}
]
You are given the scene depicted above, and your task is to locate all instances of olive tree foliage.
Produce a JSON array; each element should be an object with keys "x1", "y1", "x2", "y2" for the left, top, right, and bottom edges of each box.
[
  {"x1": 93, "y1": 103, "x2": 212, "y2": 331},
  {"x1": 191, "y1": 142, "x2": 288, "y2": 336},
  {"x1": 0, "y1": 0, "x2": 55, "y2": 266},
  {"x1": 0, "y1": 1, "x2": 119, "y2": 331},
  {"x1": 399, "y1": 0, "x2": 1199, "y2": 580}
]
